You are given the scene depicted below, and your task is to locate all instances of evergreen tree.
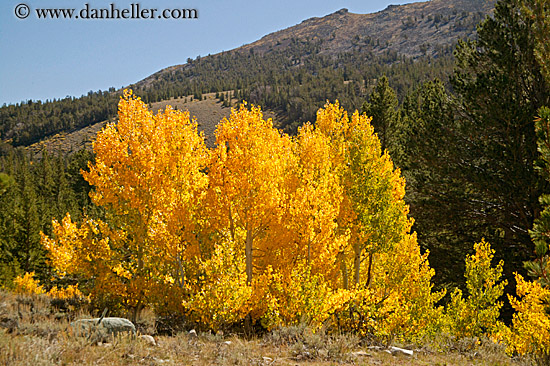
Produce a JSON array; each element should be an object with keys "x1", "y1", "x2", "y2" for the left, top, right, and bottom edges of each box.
[
  {"x1": 449, "y1": 0, "x2": 550, "y2": 269},
  {"x1": 403, "y1": 0, "x2": 550, "y2": 290},
  {"x1": 526, "y1": 107, "x2": 550, "y2": 286},
  {"x1": 0, "y1": 148, "x2": 100, "y2": 286},
  {"x1": 0, "y1": 172, "x2": 18, "y2": 285},
  {"x1": 362, "y1": 75, "x2": 398, "y2": 152},
  {"x1": 522, "y1": 0, "x2": 550, "y2": 83},
  {"x1": 521, "y1": 0, "x2": 550, "y2": 286},
  {"x1": 14, "y1": 159, "x2": 43, "y2": 275},
  {"x1": 398, "y1": 80, "x2": 466, "y2": 287},
  {"x1": 0, "y1": 172, "x2": 13, "y2": 197}
]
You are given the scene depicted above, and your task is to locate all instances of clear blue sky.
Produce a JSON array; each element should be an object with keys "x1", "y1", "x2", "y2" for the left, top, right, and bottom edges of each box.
[{"x1": 0, "y1": 0, "x2": 420, "y2": 106}]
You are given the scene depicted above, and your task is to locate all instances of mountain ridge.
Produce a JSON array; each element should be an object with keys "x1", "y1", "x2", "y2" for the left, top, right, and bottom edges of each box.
[
  {"x1": 140, "y1": 0, "x2": 494, "y2": 87},
  {"x1": 238, "y1": 0, "x2": 494, "y2": 57}
]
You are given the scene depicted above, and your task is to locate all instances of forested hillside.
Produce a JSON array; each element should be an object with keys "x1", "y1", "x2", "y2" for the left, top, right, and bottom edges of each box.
[
  {"x1": 5, "y1": 0, "x2": 550, "y2": 361},
  {"x1": 0, "y1": 0, "x2": 491, "y2": 148}
]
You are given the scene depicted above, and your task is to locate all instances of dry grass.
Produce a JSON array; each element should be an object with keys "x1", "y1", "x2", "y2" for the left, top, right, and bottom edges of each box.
[
  {"x1": 0, "y1": 290, "x2": 531, "y2": 366},
  {"x1": 26, "y1": 91, "x2": 280, "y2": 158},
  {"x1": 150, "y1": 92, "x2": 278, "y2": 148}
]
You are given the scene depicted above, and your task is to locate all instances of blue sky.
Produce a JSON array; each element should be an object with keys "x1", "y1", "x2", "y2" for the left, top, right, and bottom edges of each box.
[{"x1": 0, "y1": 0, "x2": 420, "y2": 105}]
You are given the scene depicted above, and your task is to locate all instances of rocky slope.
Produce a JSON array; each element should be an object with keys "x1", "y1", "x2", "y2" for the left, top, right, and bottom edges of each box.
[{"x1": 144, "y1": 0, "x2": 494, "y2": 84}]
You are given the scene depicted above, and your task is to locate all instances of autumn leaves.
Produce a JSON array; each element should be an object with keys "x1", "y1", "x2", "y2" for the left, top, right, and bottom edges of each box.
[{"x1": 42, "y1": 90, "x2": 440, "y2": 336}]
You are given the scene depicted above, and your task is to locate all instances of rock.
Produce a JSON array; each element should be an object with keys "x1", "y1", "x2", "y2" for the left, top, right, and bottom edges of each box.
[
  {"x1": 351, "y1": 350, "x2": 372, "y2": 357},
  {"x1": 71, "y1": 317, "x2": 136, "y2": 341},
  {"x1": 189, "y1": 329, "x2": 197, "y2": 337},
  {"x1": 139, "y1": 334, "x2": 157, "y2": 346},
  {"x1": 223, "y1": 340, "x2": 232, "y2": 345},
  {"x1": 388, "y1": 346, "x2": 413, "y2": 356}
]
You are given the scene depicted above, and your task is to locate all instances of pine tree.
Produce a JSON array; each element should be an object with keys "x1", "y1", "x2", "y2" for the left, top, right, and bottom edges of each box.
[
  {"x1": 526, "y1": 107, "x2": 550, "y2": 285},
  {"x1": 0, "y1": 172, "x2": 18, "y2": 285},
  {"x1": 522, "y1": 0, "x2": 550, "y2": 83},
  {"x1": 15, "y1": 161, "x2": 43, "y2": 275},
  {"x1": 407, "y1": 0, "x2": 550, "y2": 288},
  {"x1": 397, "y1": 80, "x2": 465, "y2": 286},
  {"x1": 362, "y1": 75, "x2": 398, "y2": 152},
  {"x1": 450, "y1": 0, "x2": 549, "y2": 261},
  {"x1": 0, "y1": 173, "x2": 14, "y2": 197}
]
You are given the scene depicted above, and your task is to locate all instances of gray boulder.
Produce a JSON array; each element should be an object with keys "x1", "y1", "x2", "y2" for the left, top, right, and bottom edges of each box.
[{"x1": 71, "y1": 317, "x2": 136, "y2": 341}]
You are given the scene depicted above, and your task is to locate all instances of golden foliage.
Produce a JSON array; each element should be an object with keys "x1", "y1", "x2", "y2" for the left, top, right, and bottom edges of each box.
[
  {"x1": 185, "y1": 237, "x2": 251, "y2": 331},
  {"x1": 48, "y1": 284, "x2": 85, "y2": 300},
  {"x1": 13, "y1": 272, "x2": 44, "y2": 295},
  {"x1": 41, "y1": 92, "x2": 444, "y2": 339},
  {"x1": 446, "y1": 239, "x2": 507, "y2": 339},
  {"x1": 206, "y1": 103, "x2": 294, "y2": 284},
  {"x1": 42, "y1": 90, "x2": 208, "y2": 316},
  {"x1": 312, "y1": 102, "x2": 442, "y2": 341},
  {"x1": 506, "y1": 273, "x2": 550, "y2": 360}
]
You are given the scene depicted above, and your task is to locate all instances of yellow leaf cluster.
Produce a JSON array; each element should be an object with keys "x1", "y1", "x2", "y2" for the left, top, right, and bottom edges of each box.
[
  {"x1": 445, "y1": 239, "x2": 507, "y2": 339},
  {"x1": 42, "y1": 90, "x2": 209, "y2": 316},
  {"x1": 13, "y1": 272, "x2": 44, "y2": 295},
  {"x1": 506, "y1": 273, "x2": 550, "y2": 359},
  {"x1": 184, "y1": 237, "x2": 251, "y2": 331},
  {"x1": 48, "y1": 284, "x2": 85, "y2": 301}
]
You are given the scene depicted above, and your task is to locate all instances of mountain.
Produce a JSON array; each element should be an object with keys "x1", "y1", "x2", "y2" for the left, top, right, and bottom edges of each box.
[
  {"x1": 237, "y1": 0, "x2": 494, "y2": 58},
  {"x1": 143, "y1": 0, "x2": 494, "y2": 85},
  {"x1": 0, "y1": 0, "x2": 495, "y2": 153}
]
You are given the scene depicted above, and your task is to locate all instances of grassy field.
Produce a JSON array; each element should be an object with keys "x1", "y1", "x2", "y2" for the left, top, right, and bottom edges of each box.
[{"x1": 0, "y1": 290, "x2": 530, "y2": 366}]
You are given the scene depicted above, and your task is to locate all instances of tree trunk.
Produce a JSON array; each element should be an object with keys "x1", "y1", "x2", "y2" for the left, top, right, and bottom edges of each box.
[
  {"x1": 131, "y1": 299, "x2": 143, "y2": 323},
  {"x1": 245, "y1": 226, "x2": 253, "y2": 285},
  {"x1": 307, "y1": 239, "x2": 311, "y2": 266},
  {"x1": 353, "y1": 243, "x2": 361, "y2": 286},
  {"x1": 340, "y1": 253, "x2": 349, "y2": 290},
  {"x1": 228, "y1": 205, "x2": 236, "y2": 242},
  {"x1": 176, "y1": 252, "x2": 184, "y2": 289},
  {"x1": 366, "y1": 252, "x2": 374, "y2": 288}
]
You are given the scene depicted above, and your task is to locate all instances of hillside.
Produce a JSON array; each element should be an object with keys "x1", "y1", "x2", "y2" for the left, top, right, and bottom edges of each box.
[
  {"x1": 239, "y1": 0, "x2": 494, "y2": 58},
  {"x1": 24, "y1": 93, "x2": 277, "y2": 157},
  {"x1": 0, "y1": 0, "x2": 494, "y2": 153},
  {"x1": 143, "y1": 0, "x2": 493, "y2": 86}
]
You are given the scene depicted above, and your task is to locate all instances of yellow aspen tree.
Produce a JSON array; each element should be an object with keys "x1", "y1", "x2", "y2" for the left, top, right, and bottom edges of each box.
[
  {"x1": 42, "y1": 214, "x2": 127, "y2": 307},
  {"x1": 314, "y1": 102, "x2": 442, "y2": 340},
  {"x1": 13, "y1": 272, "x2": 44, "y2": 295},
  {"x1": 506, "y1": 273, "x2": 550, "y2": 360},
  {"x1": 314, "y1": 101, "x2": 409, "y2": 288},
  {"x1": 266, "y1": 123, "x2": 347, "y2": 326},
  {"x1": 287, "y1": 123, "x2": 343, "y2": 278},
  {"x1": 346, "y1": 110, "x2": 410, "y2": 288},
  {"x1": 313, "y1": 102, "x2": 354, "y2": 289},
  {"x1": 184, "y1": 236, "x2": 252, "y2": 331},
  {"x1": 446, "y1": 239, "x2": 507, "y2": 339},
  {"x1": 207, "y1": 103, "x2": 294, "y2": 286},
  {"x1": 43, "y1": 90, "x2": 208, "y2": 317},
  {"x1": 371, "y1": 232, "x2": 445, "y2": 341}
]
